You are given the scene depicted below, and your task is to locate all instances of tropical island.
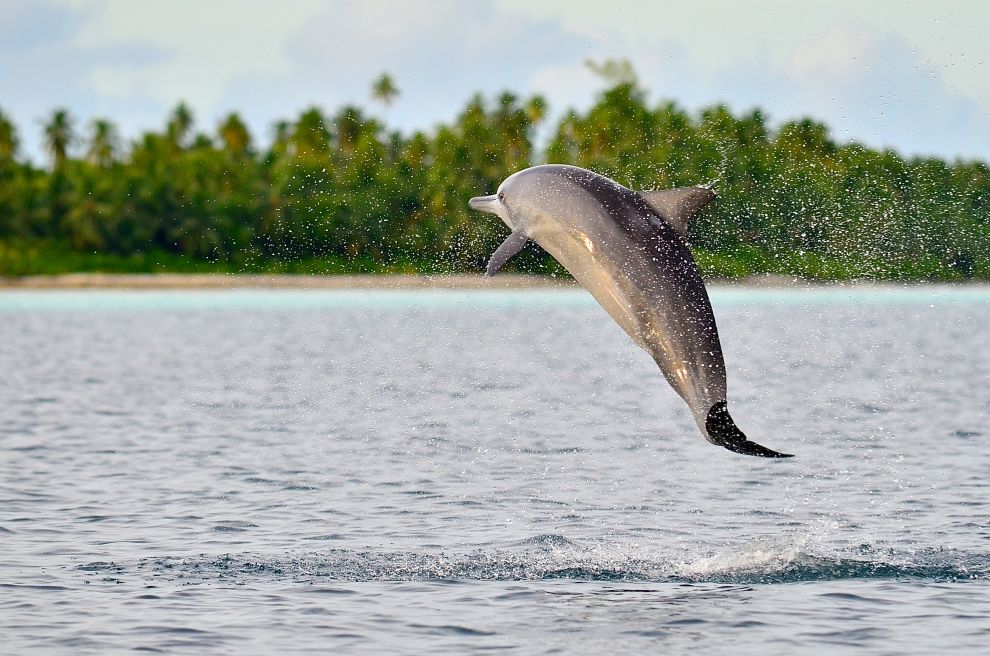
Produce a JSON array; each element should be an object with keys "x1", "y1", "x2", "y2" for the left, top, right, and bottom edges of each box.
[{"x1": 1, "y1": 66, "x2": 987, "y2": 282}]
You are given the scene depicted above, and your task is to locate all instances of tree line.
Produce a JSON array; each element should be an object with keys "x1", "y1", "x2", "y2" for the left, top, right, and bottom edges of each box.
[{"x1": 1, "y1": 68, "x2": 987, "y2": 279}]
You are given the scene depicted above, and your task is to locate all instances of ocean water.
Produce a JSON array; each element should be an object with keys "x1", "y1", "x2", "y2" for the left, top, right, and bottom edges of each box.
[{"x1": 1, "y1": 285, "x2": 988, "y2": 654}]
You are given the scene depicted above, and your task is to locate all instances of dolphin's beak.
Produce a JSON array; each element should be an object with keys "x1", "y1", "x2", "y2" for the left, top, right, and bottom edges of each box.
[{"x1": 468, "y1": 195, "x2": 498, "y2": 213}]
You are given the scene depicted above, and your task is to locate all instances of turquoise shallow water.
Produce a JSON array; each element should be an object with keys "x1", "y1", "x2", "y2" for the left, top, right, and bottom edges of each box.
[
  {"x1": 1, "y1": 286, "x2": 988, "y2": 654},
  {"x1": 0, "y1": 284, "x2": 988, "y2": 311}
]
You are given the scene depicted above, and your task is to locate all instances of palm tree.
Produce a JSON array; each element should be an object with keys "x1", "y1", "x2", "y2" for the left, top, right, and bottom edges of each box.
[
  {"x1": 370, "y1": 73, "x2": 399, "y2": 108},
  {"x1": 270, "y1": 120, "x2": 291, "y2": 158},
  {"x1": 0, "y1": 109, "x2": 18, "y2": 161},
  {"x1": 218, "y1": 112, "x2": 251, "y2": 156},
  {"x1": 335, "y1": 106, "x2": 364, "y2": 155},
  {"x1": 291, "y1": 107, "x2": 330, "y2": 158},
  {"x1": 585, "y1": 58, "x2": 637, "y2": 87},
  {"x1": 87, "y1": 118, "x2": 119, "y2": 167},
  {"x1": 43, "y1": 108, "x2": 74, "y2": 169},
  {"x1": 166, "y1": 102, "x2": 194, "y2": 148},
  {"x1": 524, "y1": 95, "x2": 548, "y2": 126}
]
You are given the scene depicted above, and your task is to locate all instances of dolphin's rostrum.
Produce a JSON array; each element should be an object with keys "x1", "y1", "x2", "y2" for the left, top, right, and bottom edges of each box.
[{"x1": 469, "y1": 164, "x2": 792, "y2": 458}]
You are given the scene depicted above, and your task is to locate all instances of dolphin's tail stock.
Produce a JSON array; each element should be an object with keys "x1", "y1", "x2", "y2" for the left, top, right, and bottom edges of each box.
[{"x1": 704, "y1": 402, "x2": 793, "y2": 458}]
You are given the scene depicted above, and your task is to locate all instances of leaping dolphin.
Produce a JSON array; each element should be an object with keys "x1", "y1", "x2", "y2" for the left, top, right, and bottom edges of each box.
[{"x1": 469, "y1": 164, "x2": 792, "y2": 458}]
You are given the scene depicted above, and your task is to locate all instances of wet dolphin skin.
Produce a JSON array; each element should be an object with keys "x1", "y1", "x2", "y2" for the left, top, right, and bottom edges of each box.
[{"x1": 469, "y1": 164, "x2": 792, "y2": 458}]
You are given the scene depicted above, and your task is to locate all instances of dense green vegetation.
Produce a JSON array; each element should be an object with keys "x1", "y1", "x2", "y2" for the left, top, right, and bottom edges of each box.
[{"x1": 1, "y1": 67, "x2": 988, "y2": 280}]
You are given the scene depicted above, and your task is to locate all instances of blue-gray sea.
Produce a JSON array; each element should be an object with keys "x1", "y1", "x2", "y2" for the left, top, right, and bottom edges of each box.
[{"x1": 2, "y1": 285, "x2": 989, "y2": 654}]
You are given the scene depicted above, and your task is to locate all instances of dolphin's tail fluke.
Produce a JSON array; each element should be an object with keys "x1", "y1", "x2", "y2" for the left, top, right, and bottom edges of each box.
[{"x1": 704, "y1": 402, "x2": 793, "y2": 458}]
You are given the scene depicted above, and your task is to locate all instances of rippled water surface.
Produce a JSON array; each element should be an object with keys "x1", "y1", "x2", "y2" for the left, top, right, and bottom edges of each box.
[{"x1": 2, "y1": 286, "x2": 989, "y2": 654}]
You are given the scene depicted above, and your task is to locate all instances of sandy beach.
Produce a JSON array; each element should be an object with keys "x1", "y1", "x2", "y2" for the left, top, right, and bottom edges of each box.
[
  {"x1": 0, "y1": 273, "x2": 582, "y2": 290},
  {"x1": 2, "y1": 273, "x2": 983, "y2": 290}
]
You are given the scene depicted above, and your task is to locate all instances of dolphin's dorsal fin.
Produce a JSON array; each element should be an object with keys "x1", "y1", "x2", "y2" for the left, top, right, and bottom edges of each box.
[
  {"x1": 485, "y1": 229, "x2": 528, "y2": 277},
  {"x1": 638, "y1": 187, "x2": 716, "y2": 239}
]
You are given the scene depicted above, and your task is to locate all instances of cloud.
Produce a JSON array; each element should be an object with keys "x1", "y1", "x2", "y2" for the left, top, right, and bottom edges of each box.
[
  {"x1": 67, "y1": 0, "x2": 325, "y2": 106},
  {"x1": 1, "y1": 0, "x2": 988, "y2": 162},
  {"x1": 218, "y1": 0, "x2": 597, "y2": 138},
  {"x1": 781, "y1": 26, "x2": 985, "y2": 157},
  {"x1": 495, "y1": 0, "x2": 990, "y2": 159},
  {"x1": 0, "y1": 2, "x2": 167, "y2": 161}
]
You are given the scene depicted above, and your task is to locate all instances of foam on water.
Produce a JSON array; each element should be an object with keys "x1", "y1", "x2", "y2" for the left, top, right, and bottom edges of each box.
[{"x1": 78, "y1": 536, "x2": 988, "y2": 585}]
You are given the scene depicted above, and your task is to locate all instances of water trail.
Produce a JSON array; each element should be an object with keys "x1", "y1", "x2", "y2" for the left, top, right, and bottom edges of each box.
[{"x1": 78, "y1": 537, "x2": 988, "y2": 585}]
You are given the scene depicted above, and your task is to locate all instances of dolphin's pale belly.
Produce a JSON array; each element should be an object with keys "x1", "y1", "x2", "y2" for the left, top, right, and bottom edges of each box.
[
  {"x1": 469, "y1": 163, "x2": 792, "y2": 457},
  {"x1": 533, "y1": 225, "x2": 727, "y2": 424}
]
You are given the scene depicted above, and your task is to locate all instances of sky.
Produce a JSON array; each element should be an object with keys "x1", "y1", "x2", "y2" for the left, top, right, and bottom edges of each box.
[{"x1": 2, "y1": 0, "x2": 989, "y2": 164}]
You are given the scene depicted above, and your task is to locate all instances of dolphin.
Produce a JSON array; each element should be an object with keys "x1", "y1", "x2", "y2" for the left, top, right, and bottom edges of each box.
[{"x1": 469, "y1": 164, "x2": 792, "y2": 458}]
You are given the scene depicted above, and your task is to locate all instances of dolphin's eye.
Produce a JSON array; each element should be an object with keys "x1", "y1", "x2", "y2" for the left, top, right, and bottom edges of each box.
[{"x1": 497, "y1": 192, "x2": 505, "y2": 201}]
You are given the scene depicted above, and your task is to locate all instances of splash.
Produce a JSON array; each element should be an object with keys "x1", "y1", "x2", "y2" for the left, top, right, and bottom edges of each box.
[{"x1": 78, "y1": 536, "x2": 987, "y2": 585}]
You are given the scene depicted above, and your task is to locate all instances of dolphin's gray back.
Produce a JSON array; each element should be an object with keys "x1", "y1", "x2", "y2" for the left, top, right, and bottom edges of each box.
[{"x1": 506, "y1": 165, "x2": 727, "y2": 426}]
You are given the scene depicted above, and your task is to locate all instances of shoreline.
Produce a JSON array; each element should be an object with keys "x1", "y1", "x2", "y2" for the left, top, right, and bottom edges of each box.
[
  {"x1": 0, "y1": 272, "x2": 987, "y2": 290},
  {"x1": 0, "y1": 273, "x2": 578, "y2": 290}
]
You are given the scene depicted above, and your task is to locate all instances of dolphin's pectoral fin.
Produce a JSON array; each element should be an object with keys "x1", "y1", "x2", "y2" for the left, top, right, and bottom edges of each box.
[
  {"x1": 639, "y1": 187, "x2": 716, "y2": 240},
  {"x1": 704, "y1": 402, "x2": 793, "y2": 458},
  {"x1": 485, "y1": 230, "x2": 528, "y2": 277}
]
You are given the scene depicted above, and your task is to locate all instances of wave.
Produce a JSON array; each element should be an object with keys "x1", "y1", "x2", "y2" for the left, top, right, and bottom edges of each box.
[{"x1": 78, "y1": 536, "x2": 988, "y2": 585}]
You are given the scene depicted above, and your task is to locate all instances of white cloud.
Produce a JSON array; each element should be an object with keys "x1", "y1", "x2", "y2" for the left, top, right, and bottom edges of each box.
[
  {"x1": 779, "y1": 26, "x2": 986, "y2": 156},
  {"x1": 498, "y1": 0, "x2": 990, "y2": 158},
  {"x1": 2, "y1": 0, "x2": 988, "y2": 162},
  {"x1": 528, "y1": 62, "x2": 599, "y2": 105},
  {"x1": 790, "y1": 26, "x2": 875, "y2": 81},
  {"x1": 217, "y1": 0, "x2": 595, "y2": 138},
  {"x1": 67, "y1": 0, "x2": 327, "y2": 106}
]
